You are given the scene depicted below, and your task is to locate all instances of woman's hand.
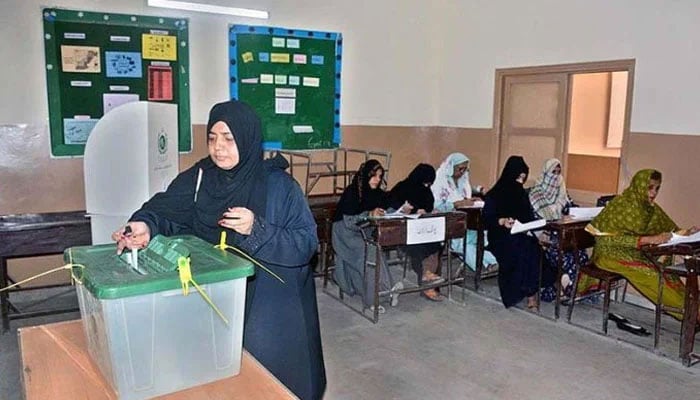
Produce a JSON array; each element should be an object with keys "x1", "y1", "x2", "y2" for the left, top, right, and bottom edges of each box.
[
  {"x1": 369, "y1": 208, "x2": 385, "y2": 217},
  {"x1": 640, "y1": 232, "x2": 672, "y2": 245},
  {"x1": 112, "y1": 221, "x2": 151, "y2": 254},
  {"x1": 499, "y1": 218, "x2": 515, "y2": 229},
  {"x1": 219, "y1": 207, "x2": 255, "y2": 235},
  {"x1": 416, "y1": 209, "x2": 427, "y2": 215},
  {"x1": 399, "y1": 202, "x2": 414, "y2": 214},
  {"x1": 454, "y1": 198, "x2": 474, "y2": 209}
]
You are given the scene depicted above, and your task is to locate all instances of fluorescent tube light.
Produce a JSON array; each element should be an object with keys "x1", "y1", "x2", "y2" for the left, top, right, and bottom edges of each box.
[{"x1": 147, "y1": 0, "x2": 269, "y2": 19}]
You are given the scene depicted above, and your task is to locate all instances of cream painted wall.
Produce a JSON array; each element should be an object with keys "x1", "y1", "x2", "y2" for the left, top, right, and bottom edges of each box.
[
  {"x1": 568, "y1": 72, "x2": 620, "y2": 157},
  {"x1": 3, "y1": 1, "x2": 700, "y2": 135},
  {"x1": 436, "y1": 0, "x2": 700, "y2": 135},
  {"x1": 0, "y1": 0, "x2": 439, "y2": 128}
]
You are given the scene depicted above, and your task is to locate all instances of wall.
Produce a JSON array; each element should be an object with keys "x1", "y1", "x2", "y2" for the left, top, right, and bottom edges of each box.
[{"x1": 436, "y1": 0, "x2": 700, "y2": 135}]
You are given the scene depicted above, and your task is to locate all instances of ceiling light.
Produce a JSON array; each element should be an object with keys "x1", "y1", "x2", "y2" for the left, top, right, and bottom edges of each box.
[{"x1": 147, "y1": 0, "x2": 269, "y2": 19}]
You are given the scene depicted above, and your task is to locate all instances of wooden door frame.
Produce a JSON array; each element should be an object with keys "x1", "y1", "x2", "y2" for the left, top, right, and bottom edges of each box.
[{"x1": 491, "y1": 59, "x2": 636, "y2": 192}]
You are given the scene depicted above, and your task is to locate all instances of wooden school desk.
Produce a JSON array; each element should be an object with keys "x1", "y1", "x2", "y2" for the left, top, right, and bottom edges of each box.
[
  {"x1": 543, "y1": 218, "x2": 594, "y2": 319},
  {"x1": 18, "y1": 320, "x2": 297, "y2": 400},
  {"x1": 641, "y1": 241, "x2": 700, "y2": 367},
  {"x1": 455, "y1": 206, "x2": 486, "y2": 290},
  {"x1": 361, "y1": 211, "x2": 468, "y2": 323},
  {"x1": 0, "y1": 211, "x2": 91, "y2": 333}
]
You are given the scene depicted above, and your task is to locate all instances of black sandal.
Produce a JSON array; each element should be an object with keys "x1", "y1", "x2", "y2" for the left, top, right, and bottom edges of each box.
[
  {"x1": 608, "y1": 312, "x2": 629, "y2": 324},
  {"x1": 616, "y1": 320, "x2": 651, "y2": 336}
]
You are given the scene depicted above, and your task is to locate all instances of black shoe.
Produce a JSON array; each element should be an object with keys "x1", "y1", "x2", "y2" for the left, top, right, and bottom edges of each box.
[
  {"x1": 616, "y1": 320, "x2": 651, "y2": 336},
  {"x1": 608, "y1": 312, "x2": 629, "y2": 324}
]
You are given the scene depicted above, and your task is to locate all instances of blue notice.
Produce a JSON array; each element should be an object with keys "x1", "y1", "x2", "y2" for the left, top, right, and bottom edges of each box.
[
  {"x1": 311, "y1": 55, "x2": 324, "y2": 65},
  {"x1": 258, "y1": 52, "x2": 270, "y2": 62},
  {"x1": 63, "y1": 118, "x2": 99, "y2": 144},
  {"x1": 105, "y1": 51, "x2": 143, "y2": 78}
]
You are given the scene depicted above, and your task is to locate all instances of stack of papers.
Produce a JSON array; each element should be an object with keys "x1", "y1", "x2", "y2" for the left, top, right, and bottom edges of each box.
[
  {"x1": 660, "y1": 231, "x2": 700, "y2": 247},
  {"x1": 377, "y1": 210, "x2": 421, "y2": 219},
  {"x1": 511, "y1": 219, "x2": 546, "y2": 234},
  {"x1": 464, "y1": 200, "x2": 485, "y2": 208},
  {"x1": 568, "y1": 207, "x2": 603, "y2": 221}
]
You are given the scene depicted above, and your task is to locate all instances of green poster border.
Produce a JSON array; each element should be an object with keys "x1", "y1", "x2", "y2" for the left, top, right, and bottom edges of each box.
[{"x1": 42, "y1": 8, "x2": 191, "y2": 156}]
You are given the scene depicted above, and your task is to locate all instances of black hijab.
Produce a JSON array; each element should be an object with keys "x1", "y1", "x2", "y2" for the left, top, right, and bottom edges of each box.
[
  {"x1": 195, "y1": 100, "x2": 268, "y2": 244},
  {"x1": 388, "y1": 163, "x2": 436, "y2": 213},
  {"x1": 333, "y1": 159, "x2": 387, "y2": 221},
  {"x1": 486, "y1": 155, "x2": 533, "y2": 222}
]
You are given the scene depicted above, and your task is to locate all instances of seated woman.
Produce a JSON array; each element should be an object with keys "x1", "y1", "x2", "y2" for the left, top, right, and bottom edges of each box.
[
  {"x1": 431, "y1": 152, "x2": 498, "y2": 274},
  {"x1": 483, "y1": 156, "x2": 555, "y2": 309},
  {"x1": 529, "y1": 158, "x2": 589, "y2": 298},
  {"x1": 332, "y1": 160, "x2": 402, "y2": 311},
  {"x1": 587, "y1": 169, "x2": 698, "y2": 320},
  {"x1": 388, "y1": 163, "x2": 444, "y2": 302}
]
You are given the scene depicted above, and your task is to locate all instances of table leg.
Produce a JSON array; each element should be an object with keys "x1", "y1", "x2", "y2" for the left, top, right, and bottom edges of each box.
[
  {"x1": 1, "y1": 257, "x2": 9, "y2": 333},
  {"x1": 680, "y1": 258, "x2": 698, "y2": 366},
  {"x1": 554, "y1": 233, "x2": 564, "y2": 320}
]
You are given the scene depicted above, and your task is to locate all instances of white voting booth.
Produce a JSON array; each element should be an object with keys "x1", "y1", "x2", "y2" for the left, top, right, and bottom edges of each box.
[{"x1": 84, "y1": 102, "x2": 179, "y2": 244}]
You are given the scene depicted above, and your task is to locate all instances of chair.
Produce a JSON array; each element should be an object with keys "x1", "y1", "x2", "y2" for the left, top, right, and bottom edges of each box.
[
  {"x1": 567, "y1": 262, "x2": 626, "y2": 334},
  {"x1": 564, "y1": 227, "x2": 627, "y2": 334}
]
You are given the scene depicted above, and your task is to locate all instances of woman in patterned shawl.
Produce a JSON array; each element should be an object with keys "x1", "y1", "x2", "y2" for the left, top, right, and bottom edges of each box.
[
  {"x1": 588, "y1": 169, "x2": 696, "y2": 318},
  {"x1": 529, "y1": 158, "x2": 569, "y2": 221},
  {"x1": 529, "y1": 159, "x2": 589, "y2": 297}
]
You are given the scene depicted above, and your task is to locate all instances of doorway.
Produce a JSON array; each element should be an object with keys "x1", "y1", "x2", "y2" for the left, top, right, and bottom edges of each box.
[{"x1": 492, "y1": 59, "x2": 635, "y2": 205}]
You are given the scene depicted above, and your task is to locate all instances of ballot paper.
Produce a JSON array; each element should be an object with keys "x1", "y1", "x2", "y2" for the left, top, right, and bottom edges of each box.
[
  {"x1": 568, "y1": 207, "x2": 603, "y2": 220},
  {"x1": 511, "y1": 219, "x2": 546, "y2": 234},
  {"x1": 659, "y1": 231, "x2": 700, "y2": 247}
]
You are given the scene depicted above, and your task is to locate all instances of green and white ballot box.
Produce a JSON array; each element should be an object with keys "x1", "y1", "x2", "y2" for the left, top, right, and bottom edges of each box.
[{"x1": 66, "y1": 235, "x2": 254, "y2": 400}]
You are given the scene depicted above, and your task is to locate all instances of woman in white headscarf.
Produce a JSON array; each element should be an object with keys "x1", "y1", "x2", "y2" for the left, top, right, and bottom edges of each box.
[
  {"x1": 529, "y1": 158, "x2": 588, "y2": 298},
  {"x1": 432, "y1": 153, "x2": 497, "y2": 273}
]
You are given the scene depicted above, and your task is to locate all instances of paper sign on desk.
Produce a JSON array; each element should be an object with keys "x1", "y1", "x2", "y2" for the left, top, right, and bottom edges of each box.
[
  {"x1": 511, "y1": 219, "x2": 546, "y2": 235},
  {"x1": 568, "y1": 207, "x2": 603, "y2": 220},
  {"x1": 660, "y1": 231, "x2": 700, "y2": 247},
  {"x1": 407, "y1": 217, "x2": 446, "y2": 245}
]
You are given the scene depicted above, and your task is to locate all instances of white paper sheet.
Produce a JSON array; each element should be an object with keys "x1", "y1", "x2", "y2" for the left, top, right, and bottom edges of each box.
[
  {"x1": 568, "y1": 207, "x2": 603, "y2": 220},
  {"x1": 275, "y1": 97, "x2": 296, "y2": 114},
  {"x1": 659, "y1": 231, "x2": 700, "y2": 247},
  {"x1": 511, "y1": 219, "x2": 546, "y2": 234}
]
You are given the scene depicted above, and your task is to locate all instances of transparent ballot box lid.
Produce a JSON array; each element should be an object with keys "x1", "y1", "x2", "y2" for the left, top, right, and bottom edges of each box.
[{"x1": 65, "y1": 234, "x2": 254, "y2": 299}]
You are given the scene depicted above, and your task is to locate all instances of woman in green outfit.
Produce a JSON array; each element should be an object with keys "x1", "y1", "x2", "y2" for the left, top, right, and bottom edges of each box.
[{"x1": 587, "y1": 169, "x2": 697, "y2": 319}]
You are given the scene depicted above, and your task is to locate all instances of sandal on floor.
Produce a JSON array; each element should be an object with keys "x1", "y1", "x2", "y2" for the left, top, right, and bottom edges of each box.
[
  {"x1": 422, "y1": 275, "x2": 445, "y2": 285},
  {"x1": 484, "y1": 263, "x2": 499, "y2": 274},
  {"x1": 368, "y1": 305, "x2": 386, "y2": 314},
  {"x1": 616, "y1": 320, "x2": 650, "y2": 336},
  {"x1": 608, "y1": 312, "x2": 630, "y2": 324},
  {"x1": 420, "y1": 290, "x2": 445, "y2": 302}
]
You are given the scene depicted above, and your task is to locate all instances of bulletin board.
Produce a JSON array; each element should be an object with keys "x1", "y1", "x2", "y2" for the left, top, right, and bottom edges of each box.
[
  {"x1": 229, "y1": 25, "x2": 342, "y2": 150},
  {"x1": 42, "y1": 8, "x2": 191, "y2": 157}
]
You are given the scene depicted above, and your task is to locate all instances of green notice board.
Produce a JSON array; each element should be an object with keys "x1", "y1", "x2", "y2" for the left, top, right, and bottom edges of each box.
[
  {"x1": 42, "y1": 8, "x2": 191, "y2": 156},
  {"x1": 229, "y1": 25, "x2": 342, "y2": 150}
]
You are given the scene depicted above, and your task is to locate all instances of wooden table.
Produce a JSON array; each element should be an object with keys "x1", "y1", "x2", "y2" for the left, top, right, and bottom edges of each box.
[
  {"x1": 641, "y1": 241, "x2": 700, "y2": 367},
  {"x1": 361, "y1": 212, "x2": 468, "y2": 322},
  {"x1": 0, "y1": 211, "x2": 91, "y2": 333},
  {"x1": 307, "y1": 194, "x2": 340, "y2": 287},
  {"x1": 543, "y1": 218, "x2": 594, "y2": 319},
  {"x1": 18, "y1": 320, "x2": 297, "y2": 399}
]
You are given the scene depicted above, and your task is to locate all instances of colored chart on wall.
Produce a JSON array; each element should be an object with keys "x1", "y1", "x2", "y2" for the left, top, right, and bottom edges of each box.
[
  {"x1": 229, "y1": 25, "x2": 342, "y2": 150},
  {"x1": 43, "y1": 8, "x2": 191, "y2": 156}
]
